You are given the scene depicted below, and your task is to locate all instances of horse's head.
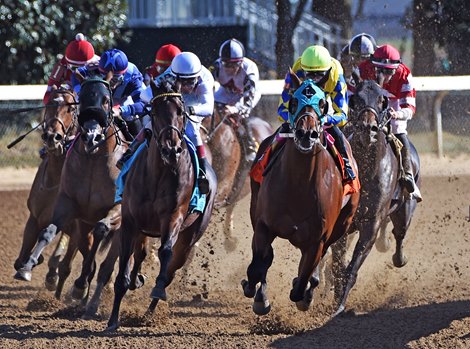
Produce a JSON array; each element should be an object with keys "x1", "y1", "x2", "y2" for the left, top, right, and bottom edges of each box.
[
  {"x1": 348, "y1": 80, "x2": 390, "y2": 144},
  {"x1": 77, "y1": 73, "x2": 113, "y2": 153},
  {"x1": 42, "y1": 87, "x2": 78, "y2": 156},
  {"x1": 287, "y1": 71, "x2": 327, "y2": 153},
  {"x1": 149, "y1": 80, "x2": 186, "y2": 166}
]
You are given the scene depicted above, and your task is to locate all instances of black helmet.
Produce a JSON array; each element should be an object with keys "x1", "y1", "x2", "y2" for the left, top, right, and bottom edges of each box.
[
  {"x1": 349, "y1": 33, "x2": 377, "y2": 59},
  {"x1": 219, "y1": 38, "x2": 245, "y2": 62}
]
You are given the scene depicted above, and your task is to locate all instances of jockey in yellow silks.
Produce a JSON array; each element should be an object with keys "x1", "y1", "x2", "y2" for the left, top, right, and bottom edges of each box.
[{"x1": 277, "y1": 45, "x2": 355, "y2": 182}]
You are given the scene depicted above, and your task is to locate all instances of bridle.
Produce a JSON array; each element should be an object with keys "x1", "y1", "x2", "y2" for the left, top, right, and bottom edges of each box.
[
  {"x1": 42, "y1": 89, "x2": 79, "y2": 145},
  {"x1": 150, "y1": 92, "x2": 186, "y2": 147}
]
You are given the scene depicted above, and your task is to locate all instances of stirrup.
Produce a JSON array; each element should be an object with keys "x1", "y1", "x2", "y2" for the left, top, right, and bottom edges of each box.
[
  {"x1": 400, "y1": 174, "x2": 415, "y2": 194},
  {"x1": 198, "y1": 174, "x2": 209, "y2": 195},
  {"x1": 116, "y1": 151, "x2": 132, "y2": 170}
]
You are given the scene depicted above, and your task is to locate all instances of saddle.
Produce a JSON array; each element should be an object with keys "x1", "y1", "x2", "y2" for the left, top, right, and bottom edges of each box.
[{"x1": 250, "y1": 129, "x2": 360, "y2": 196}]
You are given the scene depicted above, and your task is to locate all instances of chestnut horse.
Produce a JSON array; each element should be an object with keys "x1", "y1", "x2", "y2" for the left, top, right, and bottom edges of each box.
[
  {"x1": 106, "y1": 81, "x2": 217, "y2": 331},
  {"x1": 202, "y1": 107, "x2": 273, "y2": 250},
  {"x1": 332, "y1": 79, "x2": 421, "y2": 315},
  {"x1": 14, "y1": 77, "x2": 127, "y2": 307},
  {"x1": 14, "y1": 87, "x2": 79, "y2": 287},
  {"x1": 241, "y1": 75, "x2": 360, "y2": 315}
]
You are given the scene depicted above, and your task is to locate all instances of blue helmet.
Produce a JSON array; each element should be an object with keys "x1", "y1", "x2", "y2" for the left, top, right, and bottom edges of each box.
[{"x1": 98, "y1": 49, "x2": 128, "y2": 75}]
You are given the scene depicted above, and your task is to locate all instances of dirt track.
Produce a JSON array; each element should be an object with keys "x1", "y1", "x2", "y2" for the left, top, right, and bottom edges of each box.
[{"x1": 0, "y1": 156, "x2": 469, "y2": 348}]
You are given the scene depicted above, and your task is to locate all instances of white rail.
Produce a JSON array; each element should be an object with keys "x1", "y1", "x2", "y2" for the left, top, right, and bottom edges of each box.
[{"x1": 1, "y1": 75, "x2": 470, "y2": 157}]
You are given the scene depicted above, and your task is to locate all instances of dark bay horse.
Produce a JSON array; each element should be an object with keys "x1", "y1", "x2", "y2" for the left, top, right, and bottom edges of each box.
[
  {"x1": 202, "y1": 107, "x2": 273, "y2": 250},
  {"x1": 14, "y1": 77, "x2": 127, "y2": 307},
  {"x1": 14, "y1": 87, "x2": 79, "y2": 285},
  {"x1": 332, "y1": 79, "x2": 421, "y2": 315},
  {"x1": 106, "y1": 81, "x2": 217, "y2": 331},
  {"x1": 241, "y1": 74, "x2": 360, "y2": 315}
]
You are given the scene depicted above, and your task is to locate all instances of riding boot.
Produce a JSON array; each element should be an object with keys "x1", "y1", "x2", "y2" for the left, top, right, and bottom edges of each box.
[
  {"x1": 197, "y1": 157, "x2": 210, "y2": 195},
  {"x1": 239, "y1": 117, "x2": 257, "y2": 162},
  {"x1": 329, "y1": 125, "x2": 356, "y2": 181},
  {"x1": 395, "y1": 133, "x2": 416, "y2": 194}
]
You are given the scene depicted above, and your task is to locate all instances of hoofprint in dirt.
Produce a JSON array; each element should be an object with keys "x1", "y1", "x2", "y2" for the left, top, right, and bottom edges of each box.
[{"x1": 0, "y1": 173, "x2": 469, "y2": 348}]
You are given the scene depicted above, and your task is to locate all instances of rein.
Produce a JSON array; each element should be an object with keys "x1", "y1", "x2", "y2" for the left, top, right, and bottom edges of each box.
[{"x1": 43, "y1": 90, "x2": 79, "y2": 146}]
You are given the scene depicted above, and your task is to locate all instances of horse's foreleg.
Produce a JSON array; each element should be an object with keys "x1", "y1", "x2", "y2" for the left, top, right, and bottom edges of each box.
[
  {"x1": 129, "y1": 234, "x2": 147, "y2": 290},
  {"x1": 223, "y1": 204, "x2": 238, "y2": 252},
  {"x1": 45, "y1": 232, "x2": 70, "y2": 291},
  {"x1": 54, "y1": 236, "x2": 78, "y2": 300},
  {"x1": 107, "y1": 225, "x2": 135, "y2": 332},
  {"x1": 84, "y1": 231, "x2": 121, "y2": 319},
  {"x1": 14, "y1": 215, "x2": 40, "y2": 271},
  {"x1": 291, "y1": 243, "x2": 323, "y2": 308},
  {"x1": 74, "y1": 204, "x2": 121, "y2": 301},
  {"x1": 241, "y1": 222, "x2": 274, "y2": 315},
  {"x1": 334, "y1": 221, "x2": 379, "y2": 316},
  {"x1": 390, "y1": 201, "x2": 416, "y2": 267},
  {"x1": 15, "y1": 196, "x2": 76, "y2": 281}
]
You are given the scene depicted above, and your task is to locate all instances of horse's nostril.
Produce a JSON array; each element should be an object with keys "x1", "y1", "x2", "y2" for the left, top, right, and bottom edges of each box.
[
  {"x1": 161, "y1": 148, "x2": 169, "y2": 156},
  {"x1": 94, "y1": 134, "x2": 103, "y2": 143},
  {"x1": 41, "y1": 133, "x2": 48, "y2": 141},
  {"x1": 54, "y1": 133, "x2": 63, "y2": 141},
  {"x1": 295, "y1": 129, "x2": 304, "y2": 139},
  {"x1": 175, "y1": 147, "x2": 183, "y2": 154},
  {"x1": 310, "y1": 131, "x2": 318, "y2": 139},
  {"x1": 370, "y1": 125, "x2": 378, "y2": 133}
]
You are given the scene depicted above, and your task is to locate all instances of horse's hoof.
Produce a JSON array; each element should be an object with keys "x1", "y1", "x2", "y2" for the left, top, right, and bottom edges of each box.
[
  {"x1": 105, "y1": 322, "x2": 119, "y2": 332},
  {"x1": 14, "y1": 269, "x2": 32, "y2": 282},
  {"x1": 296, "y1": 300, "x2": 311, "y2": 312},
  {"x1": 150, "y1": 286, "x2": 167, "y2": 301},
  {"x1": 392, "y1": 254, "x2": 408, "y2": 268},
  {"x1": 332, "y1": 304, "x2": 345, "y2": 318},
  {"x1": 253, "y1": 300, "x2": 271, "y2": 315},
  {"x1": 45, "y1": 275, "x2": 59, "y2": 291},
  {"x1": 37, "y1": 254, "x2": 45, "y2": 266},
  {"x1": 241, "y1": 279, "x2": 256, "y2": 298},
  {"x1": 71, "y1": 285, "x2": 89, "y2": 300},
  {"x1": 132, "y1": 274, "x2": 147, "y2": 290}
]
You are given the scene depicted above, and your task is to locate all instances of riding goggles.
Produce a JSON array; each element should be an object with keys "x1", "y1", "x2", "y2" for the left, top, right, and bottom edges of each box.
[
  {"x1": 179, "y1": 77, "x2": 198, "y2": 87},
  {"x1": 222, "y1": 60, "x2": 242, "y2": 69},
  {"x1": 110, "y1": 74, "x2": 124, "y2": 85},
  {"x1": 304, "y1": 70, "x2": 328, "y2": 80},
  {"x1": 375, "y1": 67, "x2": 396, "y2": 76}
]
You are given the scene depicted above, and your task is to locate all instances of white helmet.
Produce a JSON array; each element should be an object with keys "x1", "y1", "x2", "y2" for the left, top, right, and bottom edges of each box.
[{"x1": 170, "y1": 52, "x2": 202, "y2": 78}]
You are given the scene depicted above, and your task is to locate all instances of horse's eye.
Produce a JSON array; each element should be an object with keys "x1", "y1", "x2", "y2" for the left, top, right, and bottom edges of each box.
[{"x1": 289, "y1": 98, "x2": 298, "y2": 115}]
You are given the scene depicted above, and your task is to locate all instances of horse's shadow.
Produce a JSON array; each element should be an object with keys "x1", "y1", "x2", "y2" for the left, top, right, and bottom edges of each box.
[{"x1": 270, "y1": 300, "x2": 470, "y2": 349}]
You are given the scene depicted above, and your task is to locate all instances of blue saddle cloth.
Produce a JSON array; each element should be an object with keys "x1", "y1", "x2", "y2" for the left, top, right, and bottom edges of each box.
[{"x1": 114, "y1": 136, "x2": 206, "y2": 214}]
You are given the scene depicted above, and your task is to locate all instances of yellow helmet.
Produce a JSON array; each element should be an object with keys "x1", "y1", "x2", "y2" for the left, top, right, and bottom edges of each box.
[{"x1": 300, "y1": 45, "x2": 332, "y2": 71}]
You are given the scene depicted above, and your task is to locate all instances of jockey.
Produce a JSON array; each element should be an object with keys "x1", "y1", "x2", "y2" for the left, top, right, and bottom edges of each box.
[
  {"x1": 144, "y1": 44, "x2": 182, "y2": 86},
  {"x1": 360, "y1": 44, "x2": 422, "y2": 201},
  {"x1": 209, "y1": 38, "x2": 261, "y2": 162},
  {"x1": 278, "y1": 45, "x2": 355, "y2": 182},
  {"x1": 339, "y1": 33, "x2": 377, "y2": 95},
  {"x1": 118, "y1": 52, "x2": 214, "y2": 194},
  {"x1": 43, "y1": 33, "x2": 99, "y2": 105},
  {"x1": 72, "y1": 48, "x2": 145, "y2": 137}
]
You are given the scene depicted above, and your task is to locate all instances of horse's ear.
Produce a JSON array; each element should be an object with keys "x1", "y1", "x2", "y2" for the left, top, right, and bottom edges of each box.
[
  {"x1": 320, "y1": 99, "x2": 329, "y2": 115},
  {"x1": 382, "y1": 95, "x2": 389, "y2": 111},
  {"x1": 75, "y1": 71, "x2": 85, "y2": 84},
  {"x1": 105, "y1": 71, "x2": 113, "y2": 83},
  {"x1": 289, "y1": 67, "x2": 301, "y2": 90},
  {"x1": 150, "y1": 78, "x2": 159, "y2": 97},
  {"x1": 174, "y1": 80, "x2": 182, "y2": 93},
  {"x1": 352, "y1": 70, "x2": 362, "y2": 86}
]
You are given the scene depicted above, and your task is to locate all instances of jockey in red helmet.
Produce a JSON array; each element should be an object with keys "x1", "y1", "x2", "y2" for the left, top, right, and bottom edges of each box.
[
  {"x1": 360, "y1": 44, "x2": 422, "y2": 201},
  {"x1": 144, "y1": 44, "x2": 182, "y2": 85},
  {"x1": 43, "y1": 33, "x2": 98, "y2": 104}
]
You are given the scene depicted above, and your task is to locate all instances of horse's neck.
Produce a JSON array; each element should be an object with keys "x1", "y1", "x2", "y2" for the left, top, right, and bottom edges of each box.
[
  {"x1": 280, "y1": 141, "x2": 326, "y2": 181},
  {"x1": 42, "y1": 153, "x2": 66, "y2": 189}
]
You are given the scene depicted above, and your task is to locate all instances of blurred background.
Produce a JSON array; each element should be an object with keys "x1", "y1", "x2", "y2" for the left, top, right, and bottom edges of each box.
[{"x1": 1, "y1": 0, "x2": 469, "y2": 167}]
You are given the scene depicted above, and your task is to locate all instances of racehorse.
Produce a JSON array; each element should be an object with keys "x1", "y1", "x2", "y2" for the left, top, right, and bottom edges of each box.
[
  {"x1": 332, "y1": 79, "x2": 421, "y2": 315},
  {"x1": 202, "y1": 106, "x2": 273, "y2": 250},
  {"x1": 14, "y1": 76, "x2": 127, "y2": 308},
  {"x1": 14, "y1": 87, "x2": 79, "y2": 288},
  {"x1": 106, "y1": 80, "x2": 217, "y2": 331},
  {"x1": 241, "y1": 73, "x2": 360, "y2": 315}
]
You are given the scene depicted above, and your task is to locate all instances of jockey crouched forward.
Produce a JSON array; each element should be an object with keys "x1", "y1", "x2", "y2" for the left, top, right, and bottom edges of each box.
[
  {"x1": 72, "y1": 48, "x2": 145, "y2": 139},
  {"x1": 209, "y1": 38, "x2": 261, "y2": 162},
  {"x1": 278, "y1": 45, "x2": 356, "y2": 183},
  {"x1": 116, "y1": 52, "x2": 214, "y2": 195}
]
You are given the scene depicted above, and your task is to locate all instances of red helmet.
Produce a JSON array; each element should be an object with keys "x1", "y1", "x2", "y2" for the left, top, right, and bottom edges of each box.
[
  {"x1": 371, "y1": 44, "x2": 401, "y2": 69},
  {"x1": 155, "y1": 44, "x2": 182, "y2": 68},
  {"x1": 65, "y1": 33, "x2": 95, "y2": 66}
]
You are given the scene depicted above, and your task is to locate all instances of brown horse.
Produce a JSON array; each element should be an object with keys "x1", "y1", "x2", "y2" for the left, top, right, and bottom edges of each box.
[
  {"x1": 14, "y1": 87, "x2": 79, "y2": 286},
  {"x1": 331, "y1": 79, "x2": 421, "y2": 315},
  {"x1": 106, "y1": 80, "x2": 217, "y2": 331},
  {"x1": 202, "y1": 107, "x2": 273, "y2": 250},
  {"x1": 241, "y1": 74, "x2": 360, "y2": 315},
  {"x1": 14, "y1": 77, "x2": 127, "y2": 307}
]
